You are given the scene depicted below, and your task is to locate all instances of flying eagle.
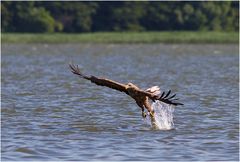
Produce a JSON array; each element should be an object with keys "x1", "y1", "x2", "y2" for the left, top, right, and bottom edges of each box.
[{"x1": 69, "y1": 63, "x2": 183, "y2": 119}]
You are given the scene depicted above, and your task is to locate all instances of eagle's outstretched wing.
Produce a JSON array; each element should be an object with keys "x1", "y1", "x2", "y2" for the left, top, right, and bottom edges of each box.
[
  {"x1": 69, "y1": 63, "x2": 128, "y2": 94},
  {"x1": 138, "y1": 89, "x2": 184, "y2": 106},
  {"x1": 70, "y1": 63, "x2": 183, "y2": 106}
]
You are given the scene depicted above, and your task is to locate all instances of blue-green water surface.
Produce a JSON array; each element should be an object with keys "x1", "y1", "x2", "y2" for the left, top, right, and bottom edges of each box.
[{"x1": 1, "y1": 44, "x2": 239, "y2": 161}]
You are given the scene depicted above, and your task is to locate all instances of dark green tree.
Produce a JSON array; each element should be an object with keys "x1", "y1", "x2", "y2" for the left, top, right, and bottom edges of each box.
[
  {"x1": 1, "y1": 1, "x2": 239, "y2": 32},
  {"x1": 110, "y1": 2, "x2": 147, "y2": 31},
  {"x1": 40, "y1": 2, "x2": 97, "y2": 32},
  {"x1": 1, "y1": 1, "x2": 56, "y2": 32},
  {"x1": 141, "y1": 2, "x2": 175, "y2": 30}
]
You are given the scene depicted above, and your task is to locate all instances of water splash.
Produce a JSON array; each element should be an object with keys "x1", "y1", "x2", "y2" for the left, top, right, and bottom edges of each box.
[{"x1": 144, "y1": 101, "x2": 175, "y2": 130}]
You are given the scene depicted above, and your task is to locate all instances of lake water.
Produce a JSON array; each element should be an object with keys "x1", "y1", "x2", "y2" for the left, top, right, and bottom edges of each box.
[{"x1": 1, "y1": 44, "x2": 239, "y2": 161}]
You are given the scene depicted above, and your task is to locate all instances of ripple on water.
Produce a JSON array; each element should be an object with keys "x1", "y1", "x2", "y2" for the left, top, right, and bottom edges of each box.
[
  {"x1": 15, "y1": 147, "x2": 38, "y2": 156},
  {"x1": 1, "y1": 44, "x2": 239, "y2": 161}
]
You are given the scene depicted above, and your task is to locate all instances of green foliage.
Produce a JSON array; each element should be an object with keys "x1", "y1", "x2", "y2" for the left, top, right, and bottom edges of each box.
[
  {"x1": 1, "y1": 2, "x2": 55, "y2": 32},
  {"x1": 110, "y1": 2, "x2": 147, "y2": 31},
  {"x1": 1, "y1": 1, "x2": 239, "y2": 33},
  {"x1": 21, "y1": 7, "x2": 55, "y2": 33}
]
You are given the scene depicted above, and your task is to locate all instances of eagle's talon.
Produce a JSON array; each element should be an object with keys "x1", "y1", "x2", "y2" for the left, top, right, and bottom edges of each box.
[
  {"x1": 149, "y1": 111, "x2": 155, "y2": 117},
  {"x1": 142, "y1": 111, "x2": 147, "y2": 118}
]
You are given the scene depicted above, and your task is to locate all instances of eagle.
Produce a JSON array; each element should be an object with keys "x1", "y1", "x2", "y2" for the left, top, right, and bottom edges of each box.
[{"x1": 69, "y1": 63, "x2": 183, "y2": 119}]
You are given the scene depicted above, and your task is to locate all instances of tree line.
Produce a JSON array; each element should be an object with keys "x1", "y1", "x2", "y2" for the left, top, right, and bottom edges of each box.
[{"x1": 1, "y1": 1, "x2": 239, "y2": 33}]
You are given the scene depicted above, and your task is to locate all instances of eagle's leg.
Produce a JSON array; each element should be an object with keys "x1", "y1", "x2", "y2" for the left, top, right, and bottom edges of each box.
[
  {"x1": 144, "y1": 98, "x2": 156, "y2": 125},
  {"x1": 144, "y1": 98, "x2": 155, "y2": 118},
  {"x1": 136, "y1": 101, "x2": 146, "y2": 118}
]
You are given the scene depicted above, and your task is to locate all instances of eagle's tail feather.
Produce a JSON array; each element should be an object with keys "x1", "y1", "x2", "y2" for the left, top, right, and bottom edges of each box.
[{"x1": 146, "y1": 86, "x2": 161, "y2": 95}]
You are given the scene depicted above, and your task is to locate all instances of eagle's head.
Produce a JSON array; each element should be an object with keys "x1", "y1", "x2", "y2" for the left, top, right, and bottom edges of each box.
[{"x1": 126, "y1": 83, "x2": 139, "y2": 90}]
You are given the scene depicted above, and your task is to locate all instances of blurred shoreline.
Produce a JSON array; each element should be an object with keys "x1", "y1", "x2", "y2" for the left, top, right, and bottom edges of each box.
[{"x1": 2, "y1": 32, "x2": 239, "y2": 44}]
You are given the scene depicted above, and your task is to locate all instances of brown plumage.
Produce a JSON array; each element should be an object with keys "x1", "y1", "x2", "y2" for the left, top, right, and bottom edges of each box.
[{"x1": 69, "y1": 63, "x2": 183, "y2": 118}]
